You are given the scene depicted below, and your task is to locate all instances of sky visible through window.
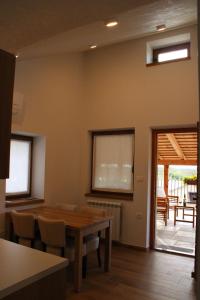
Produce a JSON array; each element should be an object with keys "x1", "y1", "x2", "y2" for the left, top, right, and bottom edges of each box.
[
  {"x1": 157, "y1": 165, "x2": 197, "y2": 180},
  {"x1": 158, "y1": 49, "x2": 188, "y2": 62}
]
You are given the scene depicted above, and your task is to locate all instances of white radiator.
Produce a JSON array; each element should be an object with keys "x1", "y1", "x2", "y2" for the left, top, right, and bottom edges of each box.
[{"x1": 87, "y1": 199, "x2": 122, "y2": 241}]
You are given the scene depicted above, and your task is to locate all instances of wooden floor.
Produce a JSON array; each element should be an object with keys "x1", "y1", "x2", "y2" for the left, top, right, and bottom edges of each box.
[{"x1": 66, "y1": 244, "x2": 196, "y2": 300}]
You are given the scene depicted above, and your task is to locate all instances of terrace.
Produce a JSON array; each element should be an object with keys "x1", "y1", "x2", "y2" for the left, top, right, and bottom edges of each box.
[{"x1": 155, "y1": 131, "x2": 197, "y2": 255}]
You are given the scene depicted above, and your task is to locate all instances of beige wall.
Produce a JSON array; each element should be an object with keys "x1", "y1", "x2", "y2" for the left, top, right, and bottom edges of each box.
[
  {"x1": 0, "y1": 181, "x2": 5, "y2": 235},
  {"x1": 81, "y1": 25, "x2": 199, "y2": 247},
  {"x1": 13, "y1": 53, "x2": 84, "y2": 205},
  {"x1": 1, "y1": 25, "x2": 197, "y2": 246}
]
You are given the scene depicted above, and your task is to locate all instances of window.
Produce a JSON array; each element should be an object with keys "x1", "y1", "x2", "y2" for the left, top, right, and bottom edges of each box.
[
  {"x1": 91, "y1": 130, "x2": 134, "y2": 197},
  {"x1": 153, "y1": 43, "x2": 190, "y2": 64},
  {"x1": 6, "y1": 134, "x2": 33, "y2": 198}
]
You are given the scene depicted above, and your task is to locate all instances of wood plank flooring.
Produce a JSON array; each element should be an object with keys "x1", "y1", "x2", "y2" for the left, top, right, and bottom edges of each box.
[{"x1": 66, "y1": 244, "x2": 196, "y2": 300}]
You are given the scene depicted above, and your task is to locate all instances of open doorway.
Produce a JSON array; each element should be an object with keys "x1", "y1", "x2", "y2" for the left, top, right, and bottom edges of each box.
[{"x1": 151, "y1": 128, "x2": 197, "y2": 256}]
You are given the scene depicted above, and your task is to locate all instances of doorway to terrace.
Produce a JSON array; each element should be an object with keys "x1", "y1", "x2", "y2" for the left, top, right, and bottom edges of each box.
[{"x1": 151, "y1": 129, "x2": 197, "y2": 256}]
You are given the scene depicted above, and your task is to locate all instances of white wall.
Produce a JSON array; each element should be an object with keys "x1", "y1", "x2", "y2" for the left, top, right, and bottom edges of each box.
[
  {"x1": 32, "y1": 136, "x2": 46, "y2": 199},
  {"x1": 1, "y1": 25, "x2": 197, "y2": 247},
  {"x1": 81, "y1": 25, "x2": 199, "y2": 247},
  {"x1": 0, "y1": 181, "x2": 5, "y2": 236},
  {"x1": 13, "y1": 53, "x2": 84, "y2": 205}
]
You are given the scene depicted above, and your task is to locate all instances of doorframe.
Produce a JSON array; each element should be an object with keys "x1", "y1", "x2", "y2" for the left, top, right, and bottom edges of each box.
[{"x1": 150, "y1": 126, "x2": 197, "y2": 250}]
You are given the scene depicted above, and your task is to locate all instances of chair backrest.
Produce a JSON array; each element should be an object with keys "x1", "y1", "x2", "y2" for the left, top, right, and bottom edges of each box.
[
  {"x1": 38, "y1": 216, "x2": 66, "y2": 248},
  {"x1": 167, "y1": 195, "x2": 179, "y2": 205},
  {"x1": 78, "y1": 205, "x2": 107, "y2": 217},
  {"x1": 157, "y1": 197, "x2": 168, "y2": 208},
  {"x1": 11, "y1": 210, "x2": 35, "y2": 240}
]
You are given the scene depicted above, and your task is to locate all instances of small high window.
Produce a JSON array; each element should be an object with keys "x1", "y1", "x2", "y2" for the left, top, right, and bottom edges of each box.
[
  {"x1": 6, "y1": 134, "x2": 33, "y2": 198},
  {"x1": 153, "y1": 43, "x2": 190, "y2": 64},
  {"x1": 146, "y1": 33, "x2": 191, "y2": 66}
]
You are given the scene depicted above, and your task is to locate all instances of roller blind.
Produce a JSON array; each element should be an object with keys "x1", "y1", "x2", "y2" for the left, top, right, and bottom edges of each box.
[
  {"x1": 92, "y1": 133, "x2": 134, "y2": 193},
  {"x1": 6, "y1": 139, "x2": 31, "y2": 195}
]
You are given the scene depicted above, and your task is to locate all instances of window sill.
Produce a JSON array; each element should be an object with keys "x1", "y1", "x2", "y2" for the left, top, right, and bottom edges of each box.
[
  {"x1": 5, "y1": 198, "x2": 45, "y2": 208},
  {"x1": 146, "y1": 57, "x2": 191, "y2": 67},
  {"x1": 85, "y1": 192, "x2": 133, "y2": 201}
]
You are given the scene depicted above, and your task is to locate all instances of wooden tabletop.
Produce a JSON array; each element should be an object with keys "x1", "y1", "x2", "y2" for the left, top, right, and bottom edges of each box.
[
  {"x1": 21, "y1": 206, "x2": 112, "y2": 230},
  {"x1": 8, "y1": 205, "x2": 113, "y2": 292}
]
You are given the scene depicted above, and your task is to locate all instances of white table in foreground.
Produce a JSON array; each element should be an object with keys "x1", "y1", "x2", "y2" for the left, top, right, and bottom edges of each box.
[{"x1": 0, "y1": 239, "x2": 68, "y2": 300}]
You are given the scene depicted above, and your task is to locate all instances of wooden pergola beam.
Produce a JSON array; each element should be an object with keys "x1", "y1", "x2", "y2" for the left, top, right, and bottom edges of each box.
[
  {"x1": 158, "y1": 159, "x2": 197, "y2": 165},
  {"x1": 166, "y1": 133, "x2": 186, "y2": 160},
  {"x1": 164, "y1": 165, "x2": 169, "y2": 196}
]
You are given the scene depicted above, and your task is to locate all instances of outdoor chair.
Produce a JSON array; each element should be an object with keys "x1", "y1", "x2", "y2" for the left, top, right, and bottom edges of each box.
[{"x1": 157, "y1": 197, "x2": 168, "y2": 226}]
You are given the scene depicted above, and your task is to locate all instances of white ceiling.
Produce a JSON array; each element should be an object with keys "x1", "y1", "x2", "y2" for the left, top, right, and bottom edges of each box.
[{"x1": 0, "y1": 0, "x2": 196, "y2": 59}]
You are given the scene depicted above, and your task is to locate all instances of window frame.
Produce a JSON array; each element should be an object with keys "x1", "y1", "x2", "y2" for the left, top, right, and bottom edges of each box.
[
  {"x1": 90, "y1": 129, "x2": 134, "y2": 198},
  {"x1": 6, "y1": 134, "x2": 33, "y2": 199},
  {"x1": 153, "y1": 42, "x2": 190, "y2": 64}
]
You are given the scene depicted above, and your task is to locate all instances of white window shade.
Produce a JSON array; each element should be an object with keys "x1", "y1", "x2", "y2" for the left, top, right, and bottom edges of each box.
[
  {"x1": 92, "y1": 133, "x2": 134, "y2": 193},
  {"x1": 6, "y1": 139, "x2": 31, "y2": 195}
]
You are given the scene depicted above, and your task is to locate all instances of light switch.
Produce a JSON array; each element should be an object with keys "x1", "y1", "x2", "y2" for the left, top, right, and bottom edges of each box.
[{"x1": 136, "y1": 213, "x2": 142, "y2": 219}]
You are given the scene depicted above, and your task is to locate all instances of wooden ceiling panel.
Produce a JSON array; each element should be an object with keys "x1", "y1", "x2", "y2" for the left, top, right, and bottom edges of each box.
[{"x1": 157, "y1": 131, "x2": 197, "y2": 165}]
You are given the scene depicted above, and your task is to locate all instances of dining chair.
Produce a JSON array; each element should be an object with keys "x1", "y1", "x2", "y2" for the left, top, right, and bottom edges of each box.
[
  {"x1": 78, "y1": 205, "x2": 107, "y2": 270},
  {"x1": 11, "y1": 210, "x2": 36, "y2": 248},
  {"x1": 38, "y1": 216, "x2": 88, "y2": 276}
]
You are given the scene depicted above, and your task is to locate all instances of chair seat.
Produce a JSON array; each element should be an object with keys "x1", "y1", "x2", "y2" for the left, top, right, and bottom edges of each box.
[
  {"x1": 157, "y1": 207, "x2": 167, "y2": 211},
  {"x1": 85, "y1": 235, "x2": 99, "y2": 253},
  {"x1": 46, "y1": 238, "x2": 87, "y2": 262},
  {"x1": 18, "y1": 236, "x2": 43, "y2": 249},
  {"x1": 18, "y1": 238, "x2": 32, "y2": 247}
]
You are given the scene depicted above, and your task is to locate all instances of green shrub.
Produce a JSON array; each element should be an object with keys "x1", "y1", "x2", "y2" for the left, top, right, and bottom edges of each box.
[{"x1": 183, "y1": 175, "x2": 197, "y2": 184}]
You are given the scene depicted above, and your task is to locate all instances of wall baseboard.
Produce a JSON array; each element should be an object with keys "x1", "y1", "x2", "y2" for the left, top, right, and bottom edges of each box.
[
  {"x1": 112, "y1": 240, "x2": 149, "y2": 252},
  {"x1": 0, "y1": 232, "x2": 5, "y2": 239},
  {"x1": 100, "y1": 237, "x2": 149, "y2": 251}
]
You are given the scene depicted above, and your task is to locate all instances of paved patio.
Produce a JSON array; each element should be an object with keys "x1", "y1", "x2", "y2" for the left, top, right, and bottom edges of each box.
[{"x1": 156, "y1": 209, "x2": 196, "y2": 255}]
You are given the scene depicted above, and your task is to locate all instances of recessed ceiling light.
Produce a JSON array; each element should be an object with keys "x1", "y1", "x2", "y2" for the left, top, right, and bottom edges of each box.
[
  {"x1": 156, "y1": 24, "x2": 166, "y2": 32},
  {"x1": 105, "y1": 20, "x2": 118, "y2": 28},
  {"x1": 15, "y1": 54, "x2": 19, "y2": 58},
  {"x1": 90, "y1": 45, "x2": 97, "y2": 49}
]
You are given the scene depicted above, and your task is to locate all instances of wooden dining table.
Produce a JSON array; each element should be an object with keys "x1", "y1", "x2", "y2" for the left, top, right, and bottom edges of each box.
[{"x1": 5, "y1": 206, "x2": 112, "y2": 292}]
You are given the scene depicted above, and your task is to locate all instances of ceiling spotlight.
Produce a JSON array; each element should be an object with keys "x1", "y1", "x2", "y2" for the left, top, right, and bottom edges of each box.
[
  {"x1": 156, "y1": 24, "x2": 166, "y2": 32},
  {"x1": 105, "y1": 20, "x2": 118, "y2": 28},
  {"x1": 90, "y1": 45, "x2": 97, "y2": 49},
  {"x1": 15, "y1": 54, "x2": 19, "y2": 58}
]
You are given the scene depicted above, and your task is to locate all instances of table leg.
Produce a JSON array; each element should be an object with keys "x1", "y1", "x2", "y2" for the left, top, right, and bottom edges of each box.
[
  {"x1": 193, "y1": 208, "x2": 195, "y2": 228},
  {"x1": 5, "y1": 213, "x2": 13, "y2": 240},
  {"x1": 74, "y1": 230, "x2": 83, "y2": 292},
  {"x1": 104, "y1": 220, "x2": 112, "y2": 272},
  {"x1": 176, "y1": 200, "x2": 179, "y2": 216},
  {"x1": 174, "y1": 207, "x2": 177, "y2": 226}
]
